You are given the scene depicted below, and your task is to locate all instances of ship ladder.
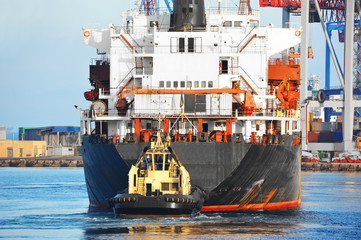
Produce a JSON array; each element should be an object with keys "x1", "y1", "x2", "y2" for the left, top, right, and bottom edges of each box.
[{"x1": 137, "y1": 176, "x2": 145, "y2": 194}]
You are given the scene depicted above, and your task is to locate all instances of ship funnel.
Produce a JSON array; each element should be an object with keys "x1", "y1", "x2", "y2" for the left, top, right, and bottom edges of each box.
[{"x1": 170, "y1": 0, "x2": 206, "y2": 31}]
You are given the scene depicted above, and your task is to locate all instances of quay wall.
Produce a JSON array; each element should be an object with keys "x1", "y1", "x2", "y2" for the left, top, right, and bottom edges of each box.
[
  {"x1": 302, "y1": 162, "x2": 361, "y2": 172},
  {"x1": 0, "y1": 156, "x2": 83, "y2": 167}
]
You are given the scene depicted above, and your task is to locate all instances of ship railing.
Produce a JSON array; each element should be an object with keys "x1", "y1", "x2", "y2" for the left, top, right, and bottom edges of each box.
[
  {"x1": 135, "y1": 67, "x2": 153, "y2": 75},
  {"x1": 90, "y1": 58, "x2": 109, "y2": 65},
  {"x1": 99, "y1": 88, "x2": 111, "y2": 99},
  {"x1": 268, "y1": 58, "x2": 300, "y2": 65},
  {"x1": 113, "y1": 25, "x2": 171, "y2": 35},
  {"x1": 80, "y1": 108, "x2": 300, "y2": 120},
  {"x1": 127, "y1": 7, "x2": 172, "y2": 17},
  {"x1": 206, "y1": 7, "x2": 260, "y2": 16},
  {"x1": 129, "y1": 107, "x2": 300, "y2": 119},
  {"x1": 82, "y1": 109, "x2": 110, "y2": 119},
  {"x1": 137, "y1": 44, "x2": 265, "y2": 54}
]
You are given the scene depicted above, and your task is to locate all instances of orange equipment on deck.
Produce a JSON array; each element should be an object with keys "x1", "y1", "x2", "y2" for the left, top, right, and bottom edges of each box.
[{"x1": 268, "y1": 58, "x2": 300, "y2": 110}]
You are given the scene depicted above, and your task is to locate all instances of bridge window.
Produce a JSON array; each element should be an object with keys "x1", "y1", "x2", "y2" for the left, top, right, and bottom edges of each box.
[
  {"x1": 194, "y1": 81, "x2": 199, "y2": 88},
  {"x1": 208, "y1": 81, "x2": 213, "y2": 88},
  {"x1": 234, "y1": 21, "x2": 242, "y2": 27},
  {"x1": 201, "y1": 81, "x2": 206, "y2": 88},
  {"x1": 188, "y1": 38, "x2": 194, "y2": 52},
  {"x1": 187, "y1": 81, "x2": 192, "y2": 88},
  {"x1": 223, "y1": 21, "x2": 232, "y2": 27},
  {"x1": 181, "y1": 81, "x2": 185, "y2": 88},
  {"x1": 179, "y1": 38, "x2": 185, "y2": 52},
  {"x1": 166, "y1": 81, "x2": 171, "y2": 88},
  {"x1": 159, "y1": 81, "x2": 164, "y2": 88},
  {"x1": 173, "y1": 81, "x2": 178, "y2": 88}
]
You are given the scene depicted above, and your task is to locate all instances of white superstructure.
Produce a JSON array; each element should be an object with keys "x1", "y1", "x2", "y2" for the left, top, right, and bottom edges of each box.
[{"x1": 81, "y1": 4, "x2": 302, "y2": 142}]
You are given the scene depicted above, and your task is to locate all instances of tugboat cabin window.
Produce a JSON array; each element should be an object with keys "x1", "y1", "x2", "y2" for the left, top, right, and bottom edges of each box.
[
  {"x1": 181, "y1": 81, "x2": 185, "y2": 88},
  {"x1": 172, "y1": 183, "x2": 179, "y2": 191},
  {"x1": 194, "y1": 81, "x2": 199, "y2": 88},
  {"x1": 166, "y1": 81, "x2": 171, "y2": 88},
  {"x1": 173, "y1": 81, "x2": 178, "y2": 88},
  {"x1": 159, "y1": 81, "x2": 164, "y2": 88},
  {"x1": 201, "y1": 81, "x2": 206, "y2": 88},
  {"x1": 162, "y1": 183, "x2": 169, "y2": 191},
  {"x1": 146, "y1": 154, "x2": 153, "y2": 170},
  {"x1": 208, "y1": 81, "x2": 213, "y2": 88},
  {"x1": 187, "y1": 81, "x2": 192, "y2": 88},
  {"x1": 165, "y1": 154, "x2": 172, "y2": 170},
  {"x1": 154, "y1": 154, "x2": 163, "y2": 170},
  {"x1": 179, "y1": 38, "x2": 185, "y2": 52}
]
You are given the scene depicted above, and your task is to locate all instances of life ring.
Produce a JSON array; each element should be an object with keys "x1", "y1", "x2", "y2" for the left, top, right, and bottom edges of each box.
[
  {"x1": 113, "y1": 134, "x2": 120, "y2": 144},
  {"x1": 84, "y1": 30, "x2": 90, "y2": 37},
  {"x1": 295, "y1": 30, "x2": 301, "y2": 37},
  {"x1": 317, "y1": 89, "x2": 326, "y2": 103}
]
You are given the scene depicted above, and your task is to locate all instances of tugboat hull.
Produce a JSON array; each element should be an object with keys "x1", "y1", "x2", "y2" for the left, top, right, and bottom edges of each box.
[{"x1": 112, "y1": 194, "x2": 199, "y2": 217}]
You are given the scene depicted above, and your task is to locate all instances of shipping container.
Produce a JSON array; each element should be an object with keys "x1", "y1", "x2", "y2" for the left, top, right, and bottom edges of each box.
[
  {"x1": 337, "y1": 122, "x2": 342, "y2": 132},
  {"x1": 319, "y1": 131, "x2": 334, "y2": 142},
  {"x1": 308, "y1": 131, "x2": 319, "y2": 142},
  {"x1": 334, "y1": 132, "x2": 343, "y2": 142},
  {"x1": 311, "y1": 122, "x2": 336, "y2": 132}
]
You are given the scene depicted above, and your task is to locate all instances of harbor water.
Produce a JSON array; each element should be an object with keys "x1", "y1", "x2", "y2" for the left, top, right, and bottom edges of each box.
[{"x1": 0, "y1": 168, "x2": 361, "y2": 239}]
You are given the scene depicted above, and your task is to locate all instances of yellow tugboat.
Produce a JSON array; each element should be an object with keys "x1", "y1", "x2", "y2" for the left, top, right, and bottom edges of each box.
[{"x1": 111, "y1": 132, "x2": 205, "y2": 217}]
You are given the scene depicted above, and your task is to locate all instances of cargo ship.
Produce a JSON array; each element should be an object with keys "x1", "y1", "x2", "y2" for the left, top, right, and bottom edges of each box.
[{"x1": 80, "y1": 0, "x2": 302, "y2": 213}]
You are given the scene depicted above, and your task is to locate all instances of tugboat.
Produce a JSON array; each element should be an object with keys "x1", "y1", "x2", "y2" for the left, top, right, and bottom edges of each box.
[{"x1": 111, "y1": 131, "x2": 205, "y2": 217}]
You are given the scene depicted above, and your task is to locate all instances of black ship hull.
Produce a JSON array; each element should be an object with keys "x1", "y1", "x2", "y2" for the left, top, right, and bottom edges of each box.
[{"x1": 82, "y1": 135, "x2": 301, "y2": 212}]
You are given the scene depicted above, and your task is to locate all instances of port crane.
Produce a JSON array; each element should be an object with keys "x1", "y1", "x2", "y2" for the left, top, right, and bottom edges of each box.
[
  {"x1": 261, "y1": 0, "x2": 361, "y2": 154},
  {"x1": 138, "y1": 0, "x2": 174, "y2": 14}
]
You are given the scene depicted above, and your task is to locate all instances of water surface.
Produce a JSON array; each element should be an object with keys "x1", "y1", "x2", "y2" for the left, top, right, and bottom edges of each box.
[{"x1": 0, "y1": 168, "x2": 360, "y2": 239}]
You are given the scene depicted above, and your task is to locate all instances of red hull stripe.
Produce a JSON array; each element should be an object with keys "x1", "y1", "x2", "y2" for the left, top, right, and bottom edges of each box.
[{"x1": 201, "y1": 199, "x2": 301, "y2": 212}]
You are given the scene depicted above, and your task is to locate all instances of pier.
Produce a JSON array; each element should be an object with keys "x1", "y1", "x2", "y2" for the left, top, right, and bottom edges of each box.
[
  {"x1": 0, "y1": 156, "x2": 83, "y2": 167},
  {"x1": 302, "y1": 162, "x2": 361, "y2": 172}
]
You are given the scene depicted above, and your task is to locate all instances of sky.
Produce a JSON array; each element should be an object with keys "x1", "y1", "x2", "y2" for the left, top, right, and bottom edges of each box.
[{"x1": 0, "y1": 0, "x2": 343, "y2": 135}]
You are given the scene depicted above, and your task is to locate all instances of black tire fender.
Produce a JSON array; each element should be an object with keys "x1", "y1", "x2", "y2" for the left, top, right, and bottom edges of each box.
[{"x1": 317, "y1": 89, "x2": 326, "y2": 103}]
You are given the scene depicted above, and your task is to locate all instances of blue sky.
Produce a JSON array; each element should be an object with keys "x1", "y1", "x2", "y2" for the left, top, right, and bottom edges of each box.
[{"x1": 0, "y1": 0, "x2": 342, "y2": 134}]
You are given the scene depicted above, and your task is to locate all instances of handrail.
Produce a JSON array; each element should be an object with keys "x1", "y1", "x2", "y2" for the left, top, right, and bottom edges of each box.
[
  {"x1": 240, "y1": 75, "x2": 258, "y2": 95},
  {"x1": 120, "y1": 34, "x2": 137, "y2": 53},
  {"x1": 116, "y1": 67, "x2": 136, "y2": 90},
  {"x1": 237, "y1": 27, "x2": 256, "y2": 49},
  {"x1": 239, "y1": 34, "x2": 257, "y2": 53}
]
